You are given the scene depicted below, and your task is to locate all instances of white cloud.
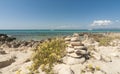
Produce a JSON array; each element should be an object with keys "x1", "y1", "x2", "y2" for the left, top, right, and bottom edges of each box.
[{"x1": 91, "y1": 20, "x2": 112, "y2": 26}]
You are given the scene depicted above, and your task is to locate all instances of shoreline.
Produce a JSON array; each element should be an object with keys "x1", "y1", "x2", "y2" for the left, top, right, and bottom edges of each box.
[{"x1": 0, "y1": 32, "x2": 120, "y2": 74}]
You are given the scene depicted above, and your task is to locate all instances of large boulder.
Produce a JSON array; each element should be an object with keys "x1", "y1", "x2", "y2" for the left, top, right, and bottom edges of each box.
[{"x1": 0, "y1": 34, "x2": 16, "y2": 42}]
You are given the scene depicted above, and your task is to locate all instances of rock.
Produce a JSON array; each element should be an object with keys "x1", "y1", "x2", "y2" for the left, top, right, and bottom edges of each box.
[
  {"x1": 73, "y1": 33, "x2": 79, "y2": 37},
  {"x1": 101, "y1": 55, "x2": 112, "y2": 62},
  {"x1": 67, "y1": 53, "x2": 82, "y2": 58},
  {"x1": 1, "y1": 44, "x2": 9, "y2": 48},
  {"x1": 75, "y1": 50, "x2": 87, "y2": 55},
  {"x1": 71, "y1": 37, "x2": 79, "y2": 42},
  {"x1": 70, "y1": 42, "x2": 82, "y2": 46},
  {"x1": 66, "y1": 47, "x2": 74, "y2": 53},
  {"x1": 77, "y1": 47, "x2": 87, "y2": 51},
  {"x1": 65, "y1": 37, "x2": 71, "y2": 41},
  {"x1": 74, "y1": 46, "x2": 85, "y2": 49},
  {"x1": 67, "y1": 44, "x2": 73, "y2": 48},
  {"x1": 63, "y1": 56, "x2": 85, "y2": 65},
  {"x1": 0, "y1": 34, "x2": 16, "y2": 42},
  {"x1": 6, "y1": 37, "x2": 16, "y2": 42},
  {"x1": 53, "y1": 64, "x2": 74, "y2": 74},
  {"x1": 91, "y1": 51, "x2": 101, "y2": 60},
  {"x1": 0, "y1": 55, "x2": 15, "y2": 68},
  {"x1": 0, "y1": 49, "x2": 6, "y2": 54}
]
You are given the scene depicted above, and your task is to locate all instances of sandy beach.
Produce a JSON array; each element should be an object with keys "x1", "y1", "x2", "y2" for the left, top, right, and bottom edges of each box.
[{"x1": 0, "y1": 33, "x2": 120, "y2": 74}]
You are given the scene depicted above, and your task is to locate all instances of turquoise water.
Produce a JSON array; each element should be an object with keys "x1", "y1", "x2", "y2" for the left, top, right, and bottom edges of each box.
[{"x1": 0, "y1": 29, "x2": 120, "y2": 41}]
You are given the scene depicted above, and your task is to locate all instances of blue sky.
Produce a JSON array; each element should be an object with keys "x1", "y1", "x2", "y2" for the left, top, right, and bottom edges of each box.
[{"x1": 0, "y1": 0, "x2": 120, "y2": 29}]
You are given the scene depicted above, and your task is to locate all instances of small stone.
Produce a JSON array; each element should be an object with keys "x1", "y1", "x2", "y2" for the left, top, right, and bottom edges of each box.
[
  {"x1": 67, "y1": 53, "x2": 82, "y2": 58},
  {"x1": 67, "y1": 44, "x2": 73, "y2": 48},
  {"x1": 75, "y1": 50, "x2": 87, "y2": 55},
  {"x1": 101, "y1": 55, "x2": 112, "y2": 62},
  {"x1": 74, "y1": 46, "x2": 85, "y2": 49},
  {"x1": 66, "y1": 47, "x2": 74, "y2": 53},
  {"x1": 70, "y1": 42, "x2": 81, "y2": 46},
  {"x1": 91, "y1": 51, "x2": 101, "y2": 60},
  {"x1": 0, "y1": 49, "x2": 6, "y2": 54},
  {"x1": 73, "y1": 33, "x2": 79, "y2": 37},
  {"x1": 65, "y1": 37, "x2": 71, "y2": 41},
  {"x1": 63, "y1": 56, "x2": 85, "y2": 65},
  {"x1": 71, "y1": 37, "x2": 80, "y2": 42}
]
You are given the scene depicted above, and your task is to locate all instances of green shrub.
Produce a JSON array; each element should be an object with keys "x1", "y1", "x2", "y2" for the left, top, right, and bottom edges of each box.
[
  {"x1": 99, "y1": 36, "x2": 112, "y2": 46},
  {"x1": 30, "y1": 38, "x2": 66, "y2": 74}
]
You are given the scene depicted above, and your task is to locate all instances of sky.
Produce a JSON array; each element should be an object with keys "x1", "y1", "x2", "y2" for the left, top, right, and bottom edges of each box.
[{"x1": 0, "y1": 0, "x2": 120, "y2": 29}]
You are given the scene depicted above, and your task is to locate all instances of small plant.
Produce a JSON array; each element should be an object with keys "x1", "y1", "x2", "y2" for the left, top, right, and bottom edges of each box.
[
  {"x1": 30, "y1": 38, "x2": 66, "y2": 74},
  {"x1": 99, "y1": 36, "x2": 112, "y2": 46},
  {"x1": 16, "y1": 69, "x2": 21, "y2": 74},
  {"x1": 88, "y1": 64, "x2": 95, "y2": 72},
  {"x1": 95, "y1": 65, "x2": 100, "y2": 71}
]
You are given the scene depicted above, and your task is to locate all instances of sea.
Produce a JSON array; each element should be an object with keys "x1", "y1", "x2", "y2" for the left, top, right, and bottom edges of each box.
[{"x1": 0, "y1": 29, "x2": 120, "y2": 41}]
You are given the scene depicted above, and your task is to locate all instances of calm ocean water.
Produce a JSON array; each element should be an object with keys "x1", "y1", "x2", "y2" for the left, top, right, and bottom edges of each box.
[{"x1": 0, "y1": 29, "x2": 120, "y2": 41}]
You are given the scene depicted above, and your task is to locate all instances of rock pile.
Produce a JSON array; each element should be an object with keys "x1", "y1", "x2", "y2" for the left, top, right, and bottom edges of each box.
[
  {"x1": 63, "y1": 33, "x2": 89, "y2": 65},
  {"x1": 0, "y1": 34, "x2": 16, "y2": 42},
  {"x1": 0, "y1": 34, "x2": 44, "y2": 49}
]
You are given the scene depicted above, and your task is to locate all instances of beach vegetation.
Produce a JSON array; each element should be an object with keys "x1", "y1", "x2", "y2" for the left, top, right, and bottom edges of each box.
[
  {"x1": 29, "y1": 38, "x2": 66, "y2": 74},
  {"x1": 99, "y1": 36, "x2": 111, "y2": 46},
  {"x1": 15, "y1": 69, "x2": 21, "y2": 74}
]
